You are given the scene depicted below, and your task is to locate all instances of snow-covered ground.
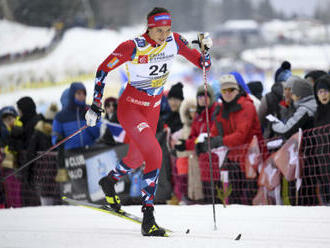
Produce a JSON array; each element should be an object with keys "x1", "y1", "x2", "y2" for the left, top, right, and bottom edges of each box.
[{"x1": 0, "y1": 204, "x2": 329, "y2": 248}]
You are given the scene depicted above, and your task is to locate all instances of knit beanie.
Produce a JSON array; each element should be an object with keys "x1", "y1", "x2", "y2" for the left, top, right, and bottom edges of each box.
[
  {"x1": 1, "y1": 106, "x2": 17, "y2": 119},
  {"x1": 274, "y1": 61, "x2": 291, "y2": 83},
  {"x1": 291, "y1": 79, "x2": 313, "y2": 98},
  {"x1": 283, "y1": 75, "x2": 301, "y2": 89},
  {"x1": 168, "y1": 82, "x2": 184, "y2": 100}
]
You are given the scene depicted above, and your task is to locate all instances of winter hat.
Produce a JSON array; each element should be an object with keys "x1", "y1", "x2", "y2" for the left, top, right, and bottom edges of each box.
[
  {"x1": 283, "y1": 75, "x2": 301, "y2": 89},
  {"x1": 44, "y1": 103, "x2": 58, "y2": 121},
  {"x1": 247, "y1": 81, "x2": 263, "y2": 100},
  {"x1": 277, "y1": 69, "x2": 291, "y2": 83},
  {"x1": 304, "y1": 70, "x2": 327, "y2": 83},
  {"x1": 291, "y1": 78, "x2": 313, "y2": 98},
  {"x1": 16, "y1": 96, "x2": 36, "y2": 115},
  {"x1": 274, "y1": 61, "x2": 291, "y2": 83},
  {"x1": 1, "y1": 106, "x2": 17, "y2": 119},
  {"x1": 168, "y1": 82, "x2": 184, "y2": 100},
  {"x1": 197, "y1": 84, "x2": 215, "y2": 106},
  {"x1": 219, "y1": 74, "x2": 240, "y2": 90}
]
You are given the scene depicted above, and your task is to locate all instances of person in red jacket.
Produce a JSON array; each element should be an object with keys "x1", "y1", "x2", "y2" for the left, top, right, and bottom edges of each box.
[
  {"x1": 85, "y1": 7, "x2": 213, "y2": 236},
  {"x1": 196, "y1": 73, "x2": 263, "y2": 204},
  {"x1": 174, "y1": 84, "x2": 219, "y2": 202}
]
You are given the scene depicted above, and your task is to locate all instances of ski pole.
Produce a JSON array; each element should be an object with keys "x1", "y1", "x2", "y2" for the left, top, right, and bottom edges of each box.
[
  {"x1": 1, "y1": 125, "x2": 88, "y2": 182},
  {"x1": 201, "y1": 43, "x2": 217, "y2": 231}
]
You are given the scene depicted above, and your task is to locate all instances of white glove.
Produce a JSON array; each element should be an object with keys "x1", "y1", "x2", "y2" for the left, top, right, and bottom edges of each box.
[
  {"x1": 196, "y1": 32, "x2": 213, "y2": 52},
  {"x1": 200, "y1": 32, "x2": 213, "y2": 51},
  {"x1": 85, "y1": 104, "x2": 103, "y2": 127}
]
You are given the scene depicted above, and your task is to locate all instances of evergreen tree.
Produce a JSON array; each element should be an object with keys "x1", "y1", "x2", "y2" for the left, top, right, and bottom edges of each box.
[{"x1": 257, "y1": 0, "x2": 275, "y2": 20}]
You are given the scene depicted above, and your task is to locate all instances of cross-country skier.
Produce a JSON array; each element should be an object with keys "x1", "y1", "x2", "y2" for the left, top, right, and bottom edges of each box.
[{"x1": 85, "y1": 7, "x2": 213, "y2": 236}]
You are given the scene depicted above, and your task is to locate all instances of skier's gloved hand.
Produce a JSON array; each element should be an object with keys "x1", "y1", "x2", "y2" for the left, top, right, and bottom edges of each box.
[
  {"x1": 192, "y1": 32, "x2": 213, "y2": 53},
  {"x1": 174, "y1": 139, "x2": 186, "y2": 152},
  {"x1": 85, "y1": 103, "x2": 103, "y2": 127}
]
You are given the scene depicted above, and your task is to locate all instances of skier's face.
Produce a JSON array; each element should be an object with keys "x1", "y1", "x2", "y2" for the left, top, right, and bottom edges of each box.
[{"x1": 148, "y1": 26, "x2": 171, "y2": 45}]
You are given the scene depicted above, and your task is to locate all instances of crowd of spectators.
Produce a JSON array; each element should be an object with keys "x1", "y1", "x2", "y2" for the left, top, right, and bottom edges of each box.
[{"x1": 1, "y1": 61, "x2": 330, "y2": 208}]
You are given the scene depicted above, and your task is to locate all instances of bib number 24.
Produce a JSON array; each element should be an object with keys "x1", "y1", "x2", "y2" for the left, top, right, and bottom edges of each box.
[{"x1": 149, "y1": 64, "x2": 168, "y2": 76}]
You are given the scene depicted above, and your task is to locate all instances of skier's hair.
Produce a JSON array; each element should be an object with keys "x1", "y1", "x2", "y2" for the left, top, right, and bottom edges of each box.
[{"x1": 147, "y1": 7, "x2": 170, "y2": 21}]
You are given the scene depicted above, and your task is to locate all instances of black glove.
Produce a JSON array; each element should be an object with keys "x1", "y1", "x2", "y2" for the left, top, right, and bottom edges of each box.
[
  {"x1": 195, "y1": 141, "x2": 208, "y2": 156},
  {"x1": 195, "y1": 136, "x2": 223, "y2": 156},
  {"x1": 90, "y1": 103, "x2": 104, "y2": 118},
  {"x1": 174, "y1": 139, "x2": 186, "y2": 152}
]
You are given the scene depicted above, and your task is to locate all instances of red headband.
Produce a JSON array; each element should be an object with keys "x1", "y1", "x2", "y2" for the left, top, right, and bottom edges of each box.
[{"x1": 147, "y1": 12, "x2": 171, "y2": 28}]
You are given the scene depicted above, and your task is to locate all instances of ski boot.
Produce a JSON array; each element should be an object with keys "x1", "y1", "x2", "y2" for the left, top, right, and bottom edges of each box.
[
  {"x1": 99, "y1": 176, "x2": 121, "y2": 212},
  {"x1": 141, "y1": 206, "x2": 166, "y2": 237}
]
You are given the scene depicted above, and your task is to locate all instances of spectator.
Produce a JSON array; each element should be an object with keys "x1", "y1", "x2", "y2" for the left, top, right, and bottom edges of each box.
[
  {"x1": 98, "y1": 97, "x2": 120, "y2": 146},
  {"x1": 247, "y1": 81, "x2": 263, "y2": 100},
  {"x1": 16, "y1": 97, "x2": 43, "y2": 206},
  {"x1": 0, "y1": 106, "x2": 24, "y2": 208},
  {"x1": 312, "y1": 75, "x2": 330, "y2": 204},
  {"x1": 197, "y1": 74, "x2": 263, "y2": 204},
  {"x1": 272, "y1": 78, "x2": 317, "y2": 138},
  {"x1": 175, "y1": 84, "x2": 218, "y2": 203},
  {"x1": 104, "y1": 97, "x2": 119, "y2": 123},
  {"x1": 304, "y1": 70, "x2": 327, "y2": 87},
  {"x1": 171, "y1": 98, "x2": 199, "y2": 204},
  {"x1": 26, "y1": 103, "x2": 60, "y2": 206},
  {"x1": 164, "y1": 82, "x2": 184, "y2": 133},
  {"x1": 280, "y1": 75, "x2": 299, "y2": 123},
  {"x1": 52, "y1": 82, "x2": 101, "y2": 151},
  {"x1": 258, "y1": 82, "x2": 284, "y2": 139},
  {"x1": 16, "y1": 97, "x2": 43, "y2": 149}
]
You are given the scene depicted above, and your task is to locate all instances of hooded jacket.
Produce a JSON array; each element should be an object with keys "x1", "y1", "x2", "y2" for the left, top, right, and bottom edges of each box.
[
  {"x1": 52, "y1": 82, "x2": 100, "y2": 150},
  {"x1": 185, "y1": 85, "x2": 218, "y2": 151},
  {"x1": 210, "y1": 94, "x2": 263, "y2": 171},
  {"x1": 313, "y1": 75, "x2": 330, "y2": 127},
  {"x1": 272, "y1": 95, "x2": 317, "y2": 139},
  {"x1": 16, "y1": 96, "x2": 43, "y2": 148}
]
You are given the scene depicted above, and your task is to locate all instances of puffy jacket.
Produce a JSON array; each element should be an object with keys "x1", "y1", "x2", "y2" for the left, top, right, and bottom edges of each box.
[
  {"x1": 211, "y1": 95, "x2": 263, "y2": 171},
  {"x1": 52, "y1": 82, "x2": 100, "y2": 150}
]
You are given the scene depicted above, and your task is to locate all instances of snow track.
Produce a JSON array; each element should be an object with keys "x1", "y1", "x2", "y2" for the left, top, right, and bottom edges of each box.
[{"x1": 0, "y1": 204, "x2": 329, "y2": 248}]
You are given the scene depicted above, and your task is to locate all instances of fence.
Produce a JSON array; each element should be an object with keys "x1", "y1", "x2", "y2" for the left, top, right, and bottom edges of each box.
[{"x1": 1, "y1": 124, "x2": 329, "y2": 208}]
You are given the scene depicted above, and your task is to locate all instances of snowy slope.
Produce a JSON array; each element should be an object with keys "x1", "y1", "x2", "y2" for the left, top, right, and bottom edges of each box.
[
  {"x1": 0, "y1": 204, "x2": 329, "y2": 248},
  {"x1": 0, "y1": 20, "x2": 55, "y2": 56}
]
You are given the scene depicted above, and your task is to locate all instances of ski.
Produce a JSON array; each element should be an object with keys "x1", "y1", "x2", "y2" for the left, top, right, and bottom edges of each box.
[{"x1": 62, "y1": 196, "x2": 173, "y2": 236}]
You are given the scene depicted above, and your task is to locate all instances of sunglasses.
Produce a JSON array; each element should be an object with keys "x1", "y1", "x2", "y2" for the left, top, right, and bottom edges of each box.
[{"x1": 221, "y1": 88, "x2": 237, "y2": 94}]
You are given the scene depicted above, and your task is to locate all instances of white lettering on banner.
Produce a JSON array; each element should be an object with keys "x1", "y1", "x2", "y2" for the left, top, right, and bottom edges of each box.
[
  {"x1": 68, "y1": 168, "x2": 84, "y2": 179},
  {"x1": 126, "y1": 96, "x2": 150, "y2": 106},
  {"x1": 137, "y1": 122, "x2": 149, "y2": 132},
  {"x1": 65, "y1": 155, "x2": 85, "y2": 168},
  {"x1": 153, "y1": 99, "x2": 161, "y2": 108}
]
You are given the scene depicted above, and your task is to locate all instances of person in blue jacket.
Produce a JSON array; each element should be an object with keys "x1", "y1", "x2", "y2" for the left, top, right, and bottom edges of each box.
[{"x1": 52, "y1": 82, "x2": 100, "y2": 150}]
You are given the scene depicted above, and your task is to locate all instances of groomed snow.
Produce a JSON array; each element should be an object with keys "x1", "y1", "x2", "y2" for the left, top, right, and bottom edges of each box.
[{"x1": 0, "y1": 204, "x2": 329, "y2": 248}]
